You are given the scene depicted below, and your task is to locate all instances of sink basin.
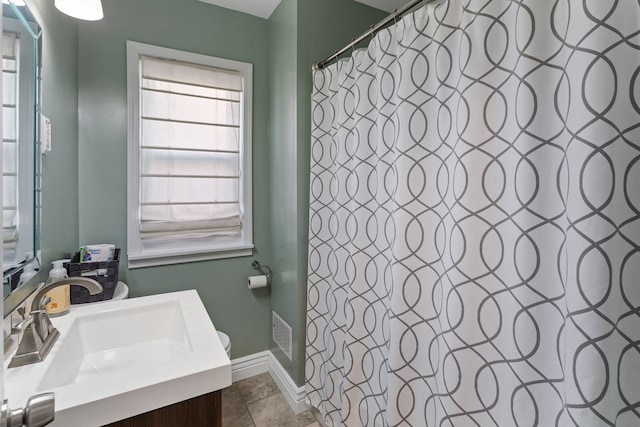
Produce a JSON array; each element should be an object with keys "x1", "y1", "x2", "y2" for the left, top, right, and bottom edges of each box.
[
  {"x1": 4, "y1": 290, "x2": 231, "y2": 426},
  {"x1": 39, "y1": 299, "x2": 193, "y2": 390}
]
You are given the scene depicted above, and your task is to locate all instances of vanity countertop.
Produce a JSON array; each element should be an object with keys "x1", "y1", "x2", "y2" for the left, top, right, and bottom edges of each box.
[{"x1": 4, "y1": 289, "x2": 231, "y2": 427}]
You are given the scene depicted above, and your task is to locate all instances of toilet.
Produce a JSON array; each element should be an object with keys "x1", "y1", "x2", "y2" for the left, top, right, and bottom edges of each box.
[
  {"x1": 111, "y1": 281, "x2": 129, "y2": 301},
  {"x1": 217, "y1": 331, "x2": 231, "y2": 358}
]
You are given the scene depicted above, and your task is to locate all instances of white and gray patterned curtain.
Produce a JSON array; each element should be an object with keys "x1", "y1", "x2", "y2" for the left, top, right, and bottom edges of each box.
[{"x1": 306, "y1": 1, "x2": 640, "y2": 426}]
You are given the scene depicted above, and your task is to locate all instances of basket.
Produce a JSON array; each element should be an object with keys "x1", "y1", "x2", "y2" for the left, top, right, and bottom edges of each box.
[{"x1": 64, "y1": 248, "x2": 120, "y2": 304}]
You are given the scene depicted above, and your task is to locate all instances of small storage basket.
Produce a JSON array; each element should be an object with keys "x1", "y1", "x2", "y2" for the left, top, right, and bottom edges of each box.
[{"x1": 64, "y1": 248, "x2": 120, "y2": 304}]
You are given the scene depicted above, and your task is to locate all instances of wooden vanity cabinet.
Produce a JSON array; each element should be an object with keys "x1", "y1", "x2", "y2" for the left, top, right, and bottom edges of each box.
[{"x1": 103, "y1": 390, "x2": 222, "y2": 427}]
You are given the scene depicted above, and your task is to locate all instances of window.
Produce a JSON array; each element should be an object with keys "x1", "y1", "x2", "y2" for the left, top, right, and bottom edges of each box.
[
  {"x1": 127, "y1": 41, "x2": 253, "y2": 268},
  {"x1": 3, "y1": 32, "x2": 19, "y2": 259},
  {"x1": 3, "y1": 18, "x2": 37, "y2": 269}
]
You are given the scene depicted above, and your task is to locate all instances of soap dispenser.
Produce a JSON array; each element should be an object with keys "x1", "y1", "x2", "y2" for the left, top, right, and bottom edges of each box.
[
  {"x1": 17, "y1": 262, "x2": 37, "y2": 288},
  {"x1": 45, "y1": 260, "x2": 70, "y2": 317}
]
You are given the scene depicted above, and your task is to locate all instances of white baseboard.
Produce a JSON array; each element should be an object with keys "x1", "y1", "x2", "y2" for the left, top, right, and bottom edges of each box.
[
  {"x1": 230, "y1": 350, "x2": 310, "y2": 414},
  {"x1": 267, "y1": 352, "x2": 310, "y2": 414},
  {"x1": 230, "y1": 351, "x2": 270, "y2": 382}
]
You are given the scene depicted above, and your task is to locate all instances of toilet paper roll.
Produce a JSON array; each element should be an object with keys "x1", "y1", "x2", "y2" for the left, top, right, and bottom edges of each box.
[{"x1": 247, "y1": 275, "x2": 268, "y2": 289}]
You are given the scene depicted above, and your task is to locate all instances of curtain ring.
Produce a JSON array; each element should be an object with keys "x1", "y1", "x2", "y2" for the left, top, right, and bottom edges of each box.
[{"x1": 351, "y1": 38, "x2": 356, "y2": 54}]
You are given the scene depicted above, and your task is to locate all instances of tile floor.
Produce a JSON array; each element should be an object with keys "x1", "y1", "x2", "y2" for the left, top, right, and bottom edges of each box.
[{"x1": 222, "y1": 372, "x2": 323, "y2": 427}]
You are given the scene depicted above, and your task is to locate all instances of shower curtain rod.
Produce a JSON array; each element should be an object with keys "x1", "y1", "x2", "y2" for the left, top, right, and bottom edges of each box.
[{"x1": 312, "y1": 0, "x2": 437, "y2": 70}]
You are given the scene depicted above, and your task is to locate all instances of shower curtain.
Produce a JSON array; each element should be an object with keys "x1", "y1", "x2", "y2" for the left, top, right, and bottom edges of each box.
[{"x1": 305, "y1": 1, "x2": 640, "y2": 426}]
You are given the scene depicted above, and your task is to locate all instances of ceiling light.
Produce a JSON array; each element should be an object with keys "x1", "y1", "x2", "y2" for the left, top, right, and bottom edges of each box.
[{"x1": 54, "y1": 0, "x2": 103, "y2": 21}]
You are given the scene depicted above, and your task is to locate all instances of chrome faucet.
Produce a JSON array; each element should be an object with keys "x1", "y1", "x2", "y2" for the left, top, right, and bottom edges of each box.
[{"x1": 8, "y1": 277, "x2": 103, "y2": 368}]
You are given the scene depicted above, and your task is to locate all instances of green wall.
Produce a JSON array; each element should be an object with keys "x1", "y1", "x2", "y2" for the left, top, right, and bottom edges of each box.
[
  {"x1": 76, "y1": 0, "x2": 272, "y2": 358},
  {"x1": 268, "y1": 0, "x2": 386, "y2": 385},
  {"x1": 267, "y1": 0, "x2": 301, "y2": 383}
]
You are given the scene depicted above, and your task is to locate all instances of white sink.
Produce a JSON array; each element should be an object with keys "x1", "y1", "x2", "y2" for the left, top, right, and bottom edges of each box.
[{"x1": 4, "y1": 290, "x2": 231, "y2": 427}]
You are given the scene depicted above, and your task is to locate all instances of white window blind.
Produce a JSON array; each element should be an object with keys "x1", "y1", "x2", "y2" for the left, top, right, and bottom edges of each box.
[
  {"x1": 3, "y1": 32, "x2": 19, "y2": 249},
  {"x1": 138, "y1": 56, "x2": 243, "y2": 240}
]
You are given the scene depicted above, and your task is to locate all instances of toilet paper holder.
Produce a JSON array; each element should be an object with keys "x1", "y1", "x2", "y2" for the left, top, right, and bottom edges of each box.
[{"x1": 251, "y1": 260, "x2": 272, "y2": 285}]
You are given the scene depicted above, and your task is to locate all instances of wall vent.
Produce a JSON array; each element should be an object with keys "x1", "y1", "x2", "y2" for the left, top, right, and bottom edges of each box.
[{"x1": 272, "y1": 311, "x2": 292, "y2": 361}]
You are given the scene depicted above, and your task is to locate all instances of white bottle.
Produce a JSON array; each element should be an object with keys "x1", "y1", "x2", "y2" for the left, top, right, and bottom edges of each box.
[{"x1": 45, "y1": 260, "x2": 70, "y2": 317}]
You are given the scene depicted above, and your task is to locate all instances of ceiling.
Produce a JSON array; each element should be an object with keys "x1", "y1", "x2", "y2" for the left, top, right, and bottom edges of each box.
[{"x1": 196, "y1": 0, "x2": 408, "y2": 19}]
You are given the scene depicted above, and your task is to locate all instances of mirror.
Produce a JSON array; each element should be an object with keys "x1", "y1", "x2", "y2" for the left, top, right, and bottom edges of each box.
[{"x1": 2, "y1": 0, "x2": 42, "y2": 299}]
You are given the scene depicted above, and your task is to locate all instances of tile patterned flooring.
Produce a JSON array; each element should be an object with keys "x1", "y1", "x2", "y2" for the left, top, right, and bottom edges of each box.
[{"x1": 222, "y1": 372, "x2": 322, "y2": 427}]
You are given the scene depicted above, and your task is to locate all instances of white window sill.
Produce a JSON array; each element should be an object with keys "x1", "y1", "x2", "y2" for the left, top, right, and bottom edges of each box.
[{"x1": 127, "y1": 243, "x2": 254, "y2": 269}]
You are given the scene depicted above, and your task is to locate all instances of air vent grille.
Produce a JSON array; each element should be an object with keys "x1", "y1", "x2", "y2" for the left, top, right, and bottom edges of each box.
[{"x1": 272, "y1": 311, "x2": 292, "y2": 361}]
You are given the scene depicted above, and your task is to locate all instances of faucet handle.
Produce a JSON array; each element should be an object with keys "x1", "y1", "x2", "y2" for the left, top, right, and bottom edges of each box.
[
  {"x1": 11, "y1": 316, "x2": 33, "y2": 334},
  {"x1": 36, "y1": 296, "x2": 51, "y2": 312}
]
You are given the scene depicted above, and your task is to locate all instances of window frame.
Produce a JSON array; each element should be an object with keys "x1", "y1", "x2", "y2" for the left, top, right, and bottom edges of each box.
[{"x1": 126, "y1": 41, "x2": 253, "y2": 269}]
